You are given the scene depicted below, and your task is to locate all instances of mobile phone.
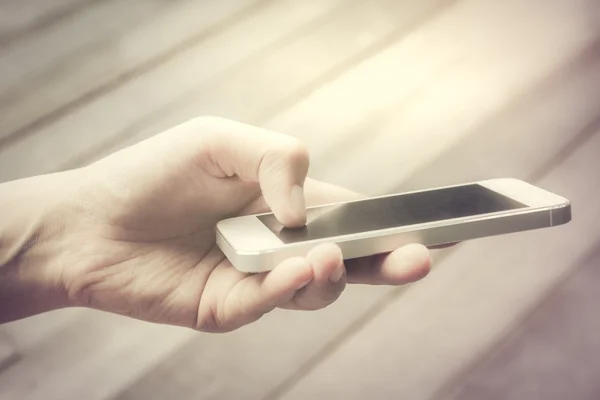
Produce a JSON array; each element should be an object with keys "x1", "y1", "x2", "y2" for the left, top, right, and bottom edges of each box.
[{"x1": 216, "y1": 178, "x2": 571, "y2": 273}]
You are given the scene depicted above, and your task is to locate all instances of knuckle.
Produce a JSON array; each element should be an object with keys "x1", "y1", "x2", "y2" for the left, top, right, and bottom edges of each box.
[
  {"x1": 286, "y1": 138, "x2": 310, "y2": 164},
  {"x1": 268, "y1": 137, "x2": 310, "y2": 170}
]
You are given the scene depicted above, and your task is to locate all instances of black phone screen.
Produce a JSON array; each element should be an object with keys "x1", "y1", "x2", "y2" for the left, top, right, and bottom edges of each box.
[{"x1": 257, "y1": 184, "x2": 526, "y2": 244}]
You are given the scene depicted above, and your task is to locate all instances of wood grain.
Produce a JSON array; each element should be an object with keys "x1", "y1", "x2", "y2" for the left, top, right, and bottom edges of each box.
[
  {"x1": 65, "y1": 0, "x2": 455, "y2": 171},
  {"x1": 0, "y1": 0, "x2": 345, "y2": 182},
  {"x1": 0, "y1": 310, "x2": 195, "y2": 400},
  {"x1": 0, "y1": 0, "x2": 264, "y2": 145},
  {"x1": 0, "y1": 0, "x2": 173, "y2": 99},
  {"x1": 266, "y1": 0, "x2": 599, "y2": 193},
  {"x1": 69, "y1": 0, "x2": 454, "y2": 168}
]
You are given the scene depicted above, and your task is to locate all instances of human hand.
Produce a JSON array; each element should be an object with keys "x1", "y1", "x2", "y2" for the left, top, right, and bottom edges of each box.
[{"x1": 1, "y1": 117, "x2": 432, "y2": 332}]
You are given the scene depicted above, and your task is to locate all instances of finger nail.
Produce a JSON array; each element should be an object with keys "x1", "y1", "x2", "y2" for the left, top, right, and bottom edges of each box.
[
  {"x1": 329, "y1": 264, "x2": 345, "y2": 283},
  {"x1": 290, "y1": 184, "x2": 306, "y2": 224}
]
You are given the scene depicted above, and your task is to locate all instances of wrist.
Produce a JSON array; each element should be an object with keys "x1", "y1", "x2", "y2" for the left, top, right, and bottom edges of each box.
[{"x1": 0, "y1": 172, "x2": 76, "y2": 322}]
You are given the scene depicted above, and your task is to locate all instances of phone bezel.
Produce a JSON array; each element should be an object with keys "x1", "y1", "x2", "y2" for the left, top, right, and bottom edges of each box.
[{"x1": 216, "y1": 178, "x2": 570, "y2": 255}]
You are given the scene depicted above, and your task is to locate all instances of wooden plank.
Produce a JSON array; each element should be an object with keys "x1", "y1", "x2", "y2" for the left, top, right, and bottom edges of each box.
[
  {"x1": 265, "y1": 0, "x2": 600, "y2": 194},
  {"x1": 0, "y1": 310, "x2": 195, "y2": 400},
  {"x1": 390, "y1": 45, "x2": 600, "y2": 193},
  {"x1": 276, "y1": 112, "x2": 600, "y2": 398},
  {"x1": 0, "y1": 0, "x2": 175, "y2": 98},
  {"x1": 0, "y1": 0, "x2": 347, "y2": 182},
  {"x1": 440, "y1": 245, "x2": 600, "y2": 400},
  {"x1": 112, "y1": 5, "x2": 600, "y2": 400},
  {"x1": 0, "y1": 0, "x2": 263, "y2": 145},
  {"x1": 65, "y1": 0, "x2": 456, "y2": 169},
  {"x1": 0, "y1": 0, "x2": 94, "y2": 44},
  {"x1": 58, "y1": 0, "x2": 587, "y2": 180}
]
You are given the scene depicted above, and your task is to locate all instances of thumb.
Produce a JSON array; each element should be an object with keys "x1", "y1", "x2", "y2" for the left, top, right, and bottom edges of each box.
[{"x1": 194, "y1": 117, "x2": 310, "y2": 227}]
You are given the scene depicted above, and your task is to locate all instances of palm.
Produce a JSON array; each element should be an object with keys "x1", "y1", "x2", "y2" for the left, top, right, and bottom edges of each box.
[
  {"x1": 60, "y1": 118, "x2": 431, "y2": 333},
  {"x1": 67, "y1": 160, "x2": 354, "y2": 332}
]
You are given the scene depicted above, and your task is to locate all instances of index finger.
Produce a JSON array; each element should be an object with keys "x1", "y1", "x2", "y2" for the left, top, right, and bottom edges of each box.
[{"x1": 173, "y1": 117, "x2": 311, "y2": 227}]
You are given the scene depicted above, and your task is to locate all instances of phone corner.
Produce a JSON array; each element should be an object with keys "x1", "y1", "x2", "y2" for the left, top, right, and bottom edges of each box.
[
  {"x1": 550, "y1": 201, "x2": 572, "y2": 226},
  {"x1": 215, "y1": 219, "x2": 228, "y2": 233},
  {"x1": 228, "y1": 252, "x2": 274, "y2": 274},
  {"x1": 215, "y1": 237, "x2": 272, "y2": 273}
]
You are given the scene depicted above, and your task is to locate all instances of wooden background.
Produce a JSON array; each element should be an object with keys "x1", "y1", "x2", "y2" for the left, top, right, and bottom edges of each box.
[{"x1": 0, "y1": 0, "x2": 599, "y2": 399}]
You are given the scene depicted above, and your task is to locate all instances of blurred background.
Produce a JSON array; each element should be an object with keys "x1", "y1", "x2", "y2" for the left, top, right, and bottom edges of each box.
[{"x1": 0, "y1": 0, "x2": 599, "y2": 399}]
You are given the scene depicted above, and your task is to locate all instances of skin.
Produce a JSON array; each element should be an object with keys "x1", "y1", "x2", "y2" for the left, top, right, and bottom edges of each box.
[{"x1": 0, "y1": 117, "x2": 434, "y2": 333}]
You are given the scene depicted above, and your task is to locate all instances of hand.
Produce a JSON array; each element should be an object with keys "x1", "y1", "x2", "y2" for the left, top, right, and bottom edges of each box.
[{"x1": 1, "y1": 117, "x2": 432, "y2": 332}]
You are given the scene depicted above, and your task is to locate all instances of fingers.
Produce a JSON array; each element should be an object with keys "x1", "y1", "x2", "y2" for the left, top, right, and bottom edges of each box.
[
  {"x1": 220, "y1": 242, "x2": 431, "y2": 331},
  {"x1": 280, "y1": 243, "x2": 346, "y2": 311},
  {"x1": 345, "y1": 243, "x2": 432, "y2": 285},
  {"x1": 190, "y1": 117, "x2": 310, "y2": 228},
  {"x1": 222, "y1": 257, "x2": 314, "y2": 331},
  {"x1": 218, "y1": 242, "x2": 345, "y2": 331}
]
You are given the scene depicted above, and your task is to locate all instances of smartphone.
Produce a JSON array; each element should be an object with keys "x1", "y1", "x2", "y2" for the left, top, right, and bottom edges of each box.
[{"x1": 216, "y1": 178, "x2": 571, "y2": 273}]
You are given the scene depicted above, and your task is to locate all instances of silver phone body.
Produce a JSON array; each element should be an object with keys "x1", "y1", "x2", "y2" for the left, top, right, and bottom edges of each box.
[{"x1": 216, "y1": 178, "x2": 571, "y2": 273}]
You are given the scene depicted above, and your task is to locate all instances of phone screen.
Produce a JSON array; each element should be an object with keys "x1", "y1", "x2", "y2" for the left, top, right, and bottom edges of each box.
[{"x1": 257, "y1": 183, "x2": 527, "y2": 243}]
